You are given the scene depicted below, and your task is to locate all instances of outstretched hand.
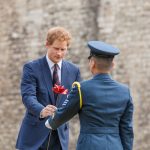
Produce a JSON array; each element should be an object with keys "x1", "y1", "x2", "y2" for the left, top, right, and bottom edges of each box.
[{"x1": 40, "y1": 105, "x2": 57, "y2": 118}]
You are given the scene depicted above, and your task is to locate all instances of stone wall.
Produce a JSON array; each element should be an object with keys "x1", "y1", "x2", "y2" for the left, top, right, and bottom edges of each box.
[{"x1": 0, "y1": 0, "x2": 150, "y2": 149}]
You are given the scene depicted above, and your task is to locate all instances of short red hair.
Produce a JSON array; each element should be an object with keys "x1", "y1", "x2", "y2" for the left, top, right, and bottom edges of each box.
[{"x1": 46, "y1": 27, "x2": 72, "y2": 47}]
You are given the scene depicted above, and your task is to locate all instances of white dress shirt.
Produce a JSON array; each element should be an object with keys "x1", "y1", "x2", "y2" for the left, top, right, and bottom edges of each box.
[{"x1": 46, "y1": 53, "x2": 62, "y2": 83}]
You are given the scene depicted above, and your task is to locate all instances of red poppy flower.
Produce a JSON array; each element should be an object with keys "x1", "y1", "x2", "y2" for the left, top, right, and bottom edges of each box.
[{"x1": 52, "y1": 84, "x2": 68, "y2": 95}]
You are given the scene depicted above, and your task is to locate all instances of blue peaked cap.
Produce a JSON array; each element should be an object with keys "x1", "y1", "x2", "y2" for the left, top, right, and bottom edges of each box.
[{"x1": 88, "y1": 41, "x2": 120, "y2": 58}]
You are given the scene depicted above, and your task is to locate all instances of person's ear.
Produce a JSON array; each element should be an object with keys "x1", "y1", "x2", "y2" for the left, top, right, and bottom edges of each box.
[
  {"x1": 45, "y1": 41, "x2": 49, "y2": 48},
  {"x1": 90, "y1": 59, "x2": 96, "y2": 69},
  {"x1": 111, "y1": 60, "x2": 115, "y2": 69},
  {"x1": 93, "y1": 59, "x2": 96, "y2": 68},
  {"x1": 89, "y1": 58, "x2": 96, "y2": 74}
]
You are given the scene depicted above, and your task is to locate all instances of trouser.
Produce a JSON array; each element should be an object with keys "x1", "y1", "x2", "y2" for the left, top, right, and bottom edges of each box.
[{"x1": 39, "y1": 130, "x2": 62, "y2": 150}]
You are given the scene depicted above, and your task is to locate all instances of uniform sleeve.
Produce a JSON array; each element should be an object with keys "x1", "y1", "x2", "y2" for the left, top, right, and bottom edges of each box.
[
  {"x1": 48, "y1": 86, "x2": 80, "y2": 130},
  {"x1": 21, "y1": 63, "x2": 44, "y2": 117},
  {"x1": 119, "y1": 89, "x2": 134, "y2": 150}
]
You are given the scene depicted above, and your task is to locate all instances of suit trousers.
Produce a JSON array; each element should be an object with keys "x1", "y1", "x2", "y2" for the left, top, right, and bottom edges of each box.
[{"x1": 39, "y1": 130, "x2": 62, "y2": 150}]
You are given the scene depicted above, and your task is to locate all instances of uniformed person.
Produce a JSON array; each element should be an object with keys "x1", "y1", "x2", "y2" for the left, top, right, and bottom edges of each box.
[{"x1": 45, "y1": 41, "x2": 134, "y2": 150}]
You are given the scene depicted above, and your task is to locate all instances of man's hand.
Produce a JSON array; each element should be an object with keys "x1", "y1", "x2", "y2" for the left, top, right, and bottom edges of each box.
[{"x1": 40, "y1": 105, "x2": 57, "y2": 118}]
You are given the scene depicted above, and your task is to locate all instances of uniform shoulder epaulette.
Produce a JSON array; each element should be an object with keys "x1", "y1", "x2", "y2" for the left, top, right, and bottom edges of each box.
[{"x1": 72, "y1": 82, "x2": 83, "y2": 109}]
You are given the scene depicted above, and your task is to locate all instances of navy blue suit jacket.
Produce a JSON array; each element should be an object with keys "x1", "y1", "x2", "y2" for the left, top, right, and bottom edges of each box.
[
  {"x1": 48, "y1": 74, "x2": 134, "y2": 150},
  {"x1": 16, "y1": 56, "x2": 81, "y2": 150}
]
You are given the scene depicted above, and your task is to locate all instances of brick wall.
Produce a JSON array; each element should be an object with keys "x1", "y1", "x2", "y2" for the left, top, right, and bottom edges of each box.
[{"x1": 0, "y1": 0, "x2": 149, "y2": 149}]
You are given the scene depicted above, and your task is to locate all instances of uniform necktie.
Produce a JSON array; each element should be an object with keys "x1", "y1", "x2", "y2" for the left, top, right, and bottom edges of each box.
[{"x1": 53, "y1": 64, "x2": 60, "y2": 102}]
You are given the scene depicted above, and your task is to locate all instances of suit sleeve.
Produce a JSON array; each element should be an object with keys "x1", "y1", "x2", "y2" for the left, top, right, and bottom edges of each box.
[
  {"x1": 21, "y1": 63, "x2": 44, "y2": 117},
  {"x1": 48, "y1": 86, "x2": 80, "y2": 129},
  {"x1": 119, "y1": 89, "x2": 134, "y2": 150}
]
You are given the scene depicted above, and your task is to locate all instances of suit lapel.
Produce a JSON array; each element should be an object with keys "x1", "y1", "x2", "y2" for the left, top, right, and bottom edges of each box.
[
  {"x1": 40, "y1": 56, "x2": 55, "y2": 105},
  {"x1": 57, "y1": 61, "x2": 69, "y2": 107}
]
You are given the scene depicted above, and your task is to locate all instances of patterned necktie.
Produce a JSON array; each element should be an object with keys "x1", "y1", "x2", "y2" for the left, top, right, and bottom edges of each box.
[{"x1": 53, "y1": 64, "x2": 60, "y2": 103}]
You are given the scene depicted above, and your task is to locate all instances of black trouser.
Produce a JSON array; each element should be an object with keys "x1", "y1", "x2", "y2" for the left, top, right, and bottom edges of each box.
[{"x1": 39, "y1": 130, "x2": 62, "y2": 150}]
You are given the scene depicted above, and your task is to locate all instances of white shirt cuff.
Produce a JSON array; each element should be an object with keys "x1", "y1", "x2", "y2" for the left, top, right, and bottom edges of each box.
[{"x1": 45, "y1": 120, "x2": 52, "y2": 129}]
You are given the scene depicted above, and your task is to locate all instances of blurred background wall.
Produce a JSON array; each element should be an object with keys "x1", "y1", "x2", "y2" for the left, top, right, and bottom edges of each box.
[{"x1": 0, "y1": 0, "x2": 150, "y2": 149}]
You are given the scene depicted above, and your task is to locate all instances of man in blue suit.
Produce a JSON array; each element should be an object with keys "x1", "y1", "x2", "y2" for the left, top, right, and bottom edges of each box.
[
  {"x1": 46, "y1": 41, "x2": 134, "y2": 150},
  {"x1": 16, "y1": 27, "x2": 81, "y2": 150}
]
